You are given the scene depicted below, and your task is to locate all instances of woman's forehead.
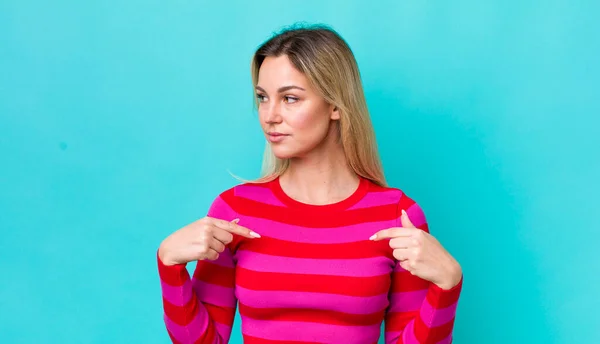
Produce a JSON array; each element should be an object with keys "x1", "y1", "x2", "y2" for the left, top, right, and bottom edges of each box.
[{"x1": 257, "y1": 56, "x2": 308, "y2": 90}]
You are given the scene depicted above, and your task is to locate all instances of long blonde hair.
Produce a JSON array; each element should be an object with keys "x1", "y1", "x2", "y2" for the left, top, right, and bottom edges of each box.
[{"x1": 240, "y1": 23, "x2": 387, "y2": 187}]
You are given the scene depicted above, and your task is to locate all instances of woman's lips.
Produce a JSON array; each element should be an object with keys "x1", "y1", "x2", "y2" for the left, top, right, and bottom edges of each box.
[{"x1": 267, "y1": 132, "x2": 288, "y2": 143}]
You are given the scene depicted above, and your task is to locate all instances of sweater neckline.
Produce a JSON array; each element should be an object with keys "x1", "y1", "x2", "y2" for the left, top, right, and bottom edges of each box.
[{"x1": 269, "y1": 175, "x2": 370, "y2": 212}]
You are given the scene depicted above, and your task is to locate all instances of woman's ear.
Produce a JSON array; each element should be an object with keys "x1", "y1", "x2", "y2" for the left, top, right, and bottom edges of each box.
[{"x1": 330, "y1": 105, "x2": 340, "y2": 120}]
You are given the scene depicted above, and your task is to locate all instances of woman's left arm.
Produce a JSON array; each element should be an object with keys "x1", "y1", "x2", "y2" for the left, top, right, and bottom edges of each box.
[{"x1": 371, "y1": 201, "x2": 464, "y2": 344}]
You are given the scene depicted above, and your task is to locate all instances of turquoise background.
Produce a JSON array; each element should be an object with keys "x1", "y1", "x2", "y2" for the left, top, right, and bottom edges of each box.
[{"x1": 1, "y1": 1, "x2": 598, "y2": 343}]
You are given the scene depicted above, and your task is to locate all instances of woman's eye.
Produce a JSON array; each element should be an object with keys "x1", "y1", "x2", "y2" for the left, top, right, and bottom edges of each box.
[
  {"x1": 256, "y1": 94, "x2": 267, "y2": 102},
  {"x1": 284, "y1": 96, "x2": 299, "y2": 104}
]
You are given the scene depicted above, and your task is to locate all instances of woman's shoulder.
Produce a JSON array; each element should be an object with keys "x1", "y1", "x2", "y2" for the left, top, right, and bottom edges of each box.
[
  {"x1": 365, "y1": 179, "x2": 427, "y2": 225},
  {"x1": 211, "y1": 179, "x2": 275, "y2": 203},
  {"x1": 365, "y1": 179, "x2": 419, "y2": 205},
  {"x1": 206, "y1": 179, "x2": 279, "y2": 220}
]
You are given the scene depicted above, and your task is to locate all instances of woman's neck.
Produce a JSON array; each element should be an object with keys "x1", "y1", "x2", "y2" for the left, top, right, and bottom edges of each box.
[{"x1": 279, "y1": 142, "x2": 360, "y2": 206}]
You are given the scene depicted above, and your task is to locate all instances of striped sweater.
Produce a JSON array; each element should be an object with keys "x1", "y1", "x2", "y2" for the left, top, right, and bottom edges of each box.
[{"x1": 157, "y1": 176, "x2": 463, "y2": 343}]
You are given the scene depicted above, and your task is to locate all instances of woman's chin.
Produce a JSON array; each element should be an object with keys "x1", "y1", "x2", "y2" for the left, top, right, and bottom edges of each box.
[
  {"x1": 271, "y1": 146, "x2": 297, "y2": 160},
  {"x1": 273, "y1": 152, "x2": 294, "y2": 160}
]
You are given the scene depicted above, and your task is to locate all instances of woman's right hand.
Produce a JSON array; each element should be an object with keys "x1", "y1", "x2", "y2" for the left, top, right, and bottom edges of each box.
[{"x1": 158, "y1": 217, "x2": 260, "y2": 266}]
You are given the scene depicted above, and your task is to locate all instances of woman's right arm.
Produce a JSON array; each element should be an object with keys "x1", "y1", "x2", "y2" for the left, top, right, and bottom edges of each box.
[{"x1": 157, "y1": 195, "x2": 260, "y2": 344}]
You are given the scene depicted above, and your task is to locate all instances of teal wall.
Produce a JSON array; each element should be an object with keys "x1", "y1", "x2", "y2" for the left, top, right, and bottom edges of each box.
[{"x1": 1, "y1": 1, "x2": 598, "y2": 343}]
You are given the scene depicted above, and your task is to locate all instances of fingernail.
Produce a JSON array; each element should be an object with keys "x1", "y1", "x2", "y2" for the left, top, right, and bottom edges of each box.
[
  {"x1": 401, "y1": 209, "x2": 407, "y2": 216},
  {"x1": 231, "y1": 218, "x2": 240, "y2": 223},
  {"x1": 249, "y1": 231, "x2": 261, "y2": 238},
  {"x1": 369, "y1": 234, "x2": 377, "y2": 240}
]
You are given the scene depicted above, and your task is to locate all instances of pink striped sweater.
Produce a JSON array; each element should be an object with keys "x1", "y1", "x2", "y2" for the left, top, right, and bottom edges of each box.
[{"x1": 157, "y1": 176, "x2": 463, "y2": 343}]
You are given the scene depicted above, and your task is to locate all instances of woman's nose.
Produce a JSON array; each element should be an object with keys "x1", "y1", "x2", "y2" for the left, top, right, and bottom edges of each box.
[{"x1": 264, "y1": 103, "x2": 282, "y2": 124}]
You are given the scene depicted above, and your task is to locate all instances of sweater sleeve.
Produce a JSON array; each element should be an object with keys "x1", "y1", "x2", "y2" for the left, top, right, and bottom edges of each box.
[
  {"x1": 384, "y1": 197, "x2": 463, "y2": 344},
  {"x1": 157, "y1": 193, "x2": 239, "y2": 344}
]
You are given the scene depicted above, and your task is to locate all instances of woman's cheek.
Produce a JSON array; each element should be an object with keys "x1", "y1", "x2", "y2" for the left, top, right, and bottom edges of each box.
[
  {"x1": 287, "y1": 108, "x2": 313, "y2": 129},
  {"x1": 293, "y1": 113, "x2": 321, "y2": 143}
]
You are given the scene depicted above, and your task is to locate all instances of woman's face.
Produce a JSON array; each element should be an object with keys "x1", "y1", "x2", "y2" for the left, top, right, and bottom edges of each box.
[{"x1": 255, "y1": 55, "x2": 339, "y2": 159}]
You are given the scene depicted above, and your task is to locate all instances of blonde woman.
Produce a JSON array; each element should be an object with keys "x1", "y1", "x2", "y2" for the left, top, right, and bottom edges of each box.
[{"x1": 157, "y1": 24, "x2": 463, "y2": 344}]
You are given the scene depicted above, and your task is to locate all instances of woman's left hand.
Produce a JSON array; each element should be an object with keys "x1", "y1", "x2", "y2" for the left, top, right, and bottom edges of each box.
[{"x1": 370, "y1": 210, "x2": 463, "y2": 290}]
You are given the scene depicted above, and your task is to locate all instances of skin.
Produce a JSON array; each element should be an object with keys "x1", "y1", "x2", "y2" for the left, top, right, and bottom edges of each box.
[
  {"x1": 255, "y1": 55, "x2": 359, "y2": 205},
  {"x1": 159, "y1": 55, "x2": 462, "y2": 290},
  {"x1": 370, "y1": 210, "x2": 462, "y2": 290}
]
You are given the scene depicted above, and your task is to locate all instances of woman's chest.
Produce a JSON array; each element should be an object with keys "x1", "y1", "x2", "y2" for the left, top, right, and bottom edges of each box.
[{"x1": 230, "y1": 219, "x2": 397, "y2": 317}]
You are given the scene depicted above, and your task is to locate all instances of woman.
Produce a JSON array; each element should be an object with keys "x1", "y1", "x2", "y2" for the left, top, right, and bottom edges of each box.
[{"x1": 157, "y1": 24, "x2": 463, "y2": 344}]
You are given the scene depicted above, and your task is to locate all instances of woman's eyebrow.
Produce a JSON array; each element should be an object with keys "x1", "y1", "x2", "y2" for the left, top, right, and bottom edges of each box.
[{"x1": 255, "y1": 85, "x2": 306, "y2": 93}]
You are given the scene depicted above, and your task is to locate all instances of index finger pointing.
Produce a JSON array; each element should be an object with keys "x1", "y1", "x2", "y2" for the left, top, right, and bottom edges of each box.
[
  {"x1": 369, "y1": 227, "x2": 416, "y2": 241},
  {"x1": 212, "y1": 218, "x2": 261, "y2": 238}
]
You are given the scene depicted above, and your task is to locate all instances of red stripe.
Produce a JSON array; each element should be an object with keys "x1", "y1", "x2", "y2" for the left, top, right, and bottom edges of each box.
[
  {"x1": 163, "y1": 296, "x2": 199, "y2": 326},
  {"x1": 194, "y1": 320, "x2": 216, "y2": 344},
  {"x1": 426, "y1": 276, "x2": 463, "y2": 308},
  {"x1": 391, "y1": 271, "x2": 431, "y2": 292},
  {"x1": 157, "y1": 251, "x2": 189, "y2": 286},
  {"x1": 238, "y1": 181, "x2": 399, "y2": 196},
  {"x1": 233, "y1": 236, "x2": 394, "y2": 260},
  {"x1": 164, "y1": 298, "x2": 217, "y2": 344},
  {"x1": 397, "y1": 195, "x2": 416, "y2": 215},
  {"x1": 204, "y1": 303, "x2": 236, "y2": 325},
  {"x1": 192, "y1": 261, "x2": 235, "y2": 288},
  {"x1": 222, "y1": 188, "x2": 399, "y2": 228},
  {"x1": 385, "y1": 310, "x2": 418, "y2": 332},
  {"x1": 164, "y1": 297, "x2": 235, "y2": 327},
  {"x1": 414, "y1": 314, "x2": 456, "y2": 343},
  {"x1": 236, "y1": 267, "x2": 390, "y2": 297},
  {"x1": 369, "y1": 183, "x2": 398, "y2": 192},
  {"x1": 238, "y1": 303, "x2": 384, "y2": 326},
  {"x1": 397, "y1": 194, "x2": 429, "y2": 232},
  {"x1": 243, "y1": 334, "x2": 316, "y2": 344}
]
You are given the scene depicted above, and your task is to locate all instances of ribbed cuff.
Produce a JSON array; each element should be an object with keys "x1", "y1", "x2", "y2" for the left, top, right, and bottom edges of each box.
[
  {"x1": 156, "y1": 249, "x2": 189, "y2": 286},
  {"x1": 426, "y1": 274, "x2": 463, "y2": 308}
]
